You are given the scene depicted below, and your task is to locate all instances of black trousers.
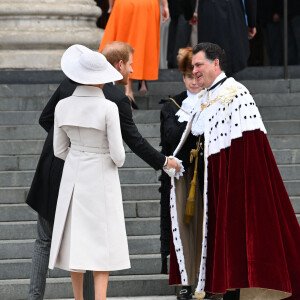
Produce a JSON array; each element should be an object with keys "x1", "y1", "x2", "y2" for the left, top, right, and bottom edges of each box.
[{"x1": 167, "y1": 14, "x2": 192, "y2": 68}]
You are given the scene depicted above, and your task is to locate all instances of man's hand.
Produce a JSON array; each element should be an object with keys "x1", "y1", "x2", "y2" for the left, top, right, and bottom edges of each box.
[
  {"x1": 273, "y1": 13, "x2": 280, "y2": 23},
  {"x1": 165, "y1": 157, "x2": 180, "y2": 172},
  {"x1": 247, "y1": 27, "x2": 257, "y2": 40},
  {"x1": 189, "y1": 13, "x2": 198, "y2": 25}
]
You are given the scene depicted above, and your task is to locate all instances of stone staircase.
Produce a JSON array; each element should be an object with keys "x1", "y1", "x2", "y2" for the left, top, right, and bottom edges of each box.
[{"x1": 0, "y1": 69, "x2": 299, "y2": 299}]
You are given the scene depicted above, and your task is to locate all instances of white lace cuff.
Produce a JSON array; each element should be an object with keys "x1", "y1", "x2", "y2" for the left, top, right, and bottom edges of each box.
[{"x1": 163, "y1": 156, "x2": 185, "y2": 179}]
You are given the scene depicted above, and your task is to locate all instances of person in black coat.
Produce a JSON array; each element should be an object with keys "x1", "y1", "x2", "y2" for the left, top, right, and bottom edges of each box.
[
  {"x1": 26, "y1": 41, "x2": 180, "y2": 300},
  {"x1": 197, "y1": 0, "x2": 257, "y2": 76},
  {"x1": 159, "y1": 47, "x2": 203, "y2": 300},
  {"x1": 167, "y1": 0, "x2": 193, "y2": 69},
  {"x1": 159, "y1": 46, "x2": 240, "y2": 300}
]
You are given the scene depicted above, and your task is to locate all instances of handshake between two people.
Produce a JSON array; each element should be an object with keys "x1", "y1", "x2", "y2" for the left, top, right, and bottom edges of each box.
[{"x1": 163, "y1": 156, "x2": 183, "y2": 178}]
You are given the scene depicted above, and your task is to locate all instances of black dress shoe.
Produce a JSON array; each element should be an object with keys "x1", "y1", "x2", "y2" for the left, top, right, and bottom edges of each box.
[{"x1": 177, "y1": 286, "x2": 193, "y2": 300}]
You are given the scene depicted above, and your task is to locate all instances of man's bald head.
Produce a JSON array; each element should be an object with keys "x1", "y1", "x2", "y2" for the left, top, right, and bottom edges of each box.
[{"x1": 101, "y1": 41, "x2": 134, "y2": 68}]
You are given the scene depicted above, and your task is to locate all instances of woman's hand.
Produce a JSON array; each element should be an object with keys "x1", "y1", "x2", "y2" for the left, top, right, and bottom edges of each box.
[
  {"x1": 161, "y1": 0, "x2": 169, "y2": 23},
  {"x1": 108, "y1": 0, "x2": 115, "y2": 13}
]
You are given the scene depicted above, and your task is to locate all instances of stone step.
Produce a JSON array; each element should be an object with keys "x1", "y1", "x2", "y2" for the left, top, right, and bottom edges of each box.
[
  {"x1": 0, "y1": 79, "x2": 298, "y2": 108},
  {"x1": 0, "y1": 235, "x2": 161, "y2": 260},
  {"x1": 0, "y1": 139, "x2": 161, "y2": 155},
  {"x1": 117, "y1": 135, "x2": 300, "y2": 152},
  {"x1": 0, "y1": 218, "x2": 160, "y2": 240},
  {"x1": 156, "y1": 66, "x2": 300, "y2": 81},
  {"x1": 260, "y1": 107, "x2": 300, "y2": 121},
  {"x1": 1, "y1": 195, "x2": 299, "y2": 222},
  {"x1": 0, "y1": 138, "x2": 160, "y2": 155},
  {"x1": 1, "y1": 178, "x2": 299, "y2": 205},
  {"x1": 0, "y1": 155, "x2": 40, "y2": 171},
  {"x1": 2, "y1": 162, "x2": 300, "y2": 188},
  {"x1": 291, "y1": 197, "x2": 300, "y2": 214},
  {"x1": 1, "y1": 148, "x2": 300, "y2": 173},
  {"x1": 0, "y1": 125, "x2": 46, "y2": 140},
  {"x1": 0, "y1": 274, "x2": 174, "y2": 299},
  {"x1": 1, "y1": 91, "x2": 299, "y2": 113},
  {"x1": 1, "y1": 120, "x2": 300, "y2": 141},
  {"x1": 254, "y1": 93, "x2": 300, "y2": 107},
  {"x1": 137, "y1": 95, "x2": 300, "y2": 111},
  {"x1": 0, "y1": 203, "x2": 299, "y2": 241},
  {"x1": 1, "y1": 194, "x2": 298, "y2": 222},
  {"x1": 53, "y1": 298, "x2": 180, "y2": 300},
  {"x1": 0, "y1": 96, "x2": 48, "y2": 111},
  {"x1": 0, "y1": 168, "x2": 160, "y2": 187},
  {"x1": 0, "y1": 111, "x2": 40, "y2": 125},
  {"x1": 0, "y1": 152, "x2": 150, "y2": 171},
  {"x1": 134, "y1": 82, "x2": 300, "y2": 110},
  {"x1": 0, "y1": 184, "x2": 161, "y2": 204},
  {"x1": 264, "y1": 121, "x2": 300, "y2": 135},
  {"x1": 268, "y1": 135, "x2": 300, "y2": 149},
  {"x1": 0, "y1": 124, "x2": 160, "y2": 140},
  {"x1": 0, "y1": 79, "x2": 298, "y2": 99},
  {"x1": 0, "y1": 84, "x2": 56, "y2": 98},
  {"x1": 0, "y1": 110, "x2": 161, "y2": 125},
  {"x1": 0, "y1": 254, "x2": 163, "y2": 280},
  {"x1": 241, "y1": 79, "x2": 291, "y2": 94},
  {"x1": 0, "y1": 148, "x2": 300, "y2": 174},
  {"x1": 0, "y1": 140, "x2": 45, "y2": 155},
  {"x1": 81, "y1": 296, "x2": 177, "y2": 300},
  {"x1": 272, "y1": 149, "x2": 300, "y2": 165},
  {"x1": 0, "y1": 200, "x2": 160, "y2": 222},
  {"x1": 0, "y1": 193, "x2": 299, "y2": 221},
  {"x1": 1, "y1": 91, "x2": 299, "y2": 117},
  {"x1": 278, "y1": 164, "x2": 300, "y2": 180},
  {"x1": 1, "y1": 67, "x2": 300, "y2": 84}
]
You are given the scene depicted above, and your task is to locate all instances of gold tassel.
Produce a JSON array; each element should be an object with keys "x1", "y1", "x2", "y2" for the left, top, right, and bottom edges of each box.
[
  {"x1": 194, "y1": 291, "x2": 206, "y2": 299},
  {"x1": 184, "y1": 137, "x2": 201, "y2": 224}
]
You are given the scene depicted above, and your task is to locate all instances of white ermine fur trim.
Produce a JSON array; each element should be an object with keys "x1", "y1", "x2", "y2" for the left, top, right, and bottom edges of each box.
[
  {"x1": 170, "y1": 176, "x2": 188, "y2": 284},
  {"x1": 170, "y1": 77, "x2": 267, "y2": 293},
  {"x1": 195, "y1": 143, "x2": 209, "y2": 294},
  {"x1": 191, "y1": 78, "x2": 266, "y2": 158}
]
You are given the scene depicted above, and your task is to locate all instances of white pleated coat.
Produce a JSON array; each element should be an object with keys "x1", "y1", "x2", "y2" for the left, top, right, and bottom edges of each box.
[{"x1": 48, "y1": 86, "x2": 130, "y2": 272}]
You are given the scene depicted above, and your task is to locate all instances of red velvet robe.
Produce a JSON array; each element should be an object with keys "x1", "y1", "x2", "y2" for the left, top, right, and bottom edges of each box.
[{"x1": 169, "y1": 78, "x2": 300, "y2": 299}]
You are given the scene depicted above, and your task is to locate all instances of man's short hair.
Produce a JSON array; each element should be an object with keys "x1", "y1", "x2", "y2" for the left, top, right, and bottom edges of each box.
[
  {"x1": 193, "y1": 42, "x2": 227, "y2": 72},
  {"x1": 101, "y1": 41, "x2": 134, "y2": 66}
]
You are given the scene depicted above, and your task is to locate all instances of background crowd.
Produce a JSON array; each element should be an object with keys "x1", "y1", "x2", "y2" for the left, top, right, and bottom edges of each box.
[{"x1": 96, "y1": 0, "x2": 300, "y2": 69}]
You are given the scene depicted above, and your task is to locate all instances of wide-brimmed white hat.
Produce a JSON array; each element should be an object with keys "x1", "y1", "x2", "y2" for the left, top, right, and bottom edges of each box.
[{"x1": 61, "y1": 44, "x2": 123, "y2": 84}]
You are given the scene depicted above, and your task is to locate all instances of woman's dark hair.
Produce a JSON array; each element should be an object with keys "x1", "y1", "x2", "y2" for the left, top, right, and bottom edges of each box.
[{"x1": 193, "y1": 42, "x2": 227, "y2": 72}]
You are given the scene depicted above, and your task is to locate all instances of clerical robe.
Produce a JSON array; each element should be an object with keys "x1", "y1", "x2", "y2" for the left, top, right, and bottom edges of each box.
[{"x1": 169, "y1": 77, "x2": 300, "y2": 299}]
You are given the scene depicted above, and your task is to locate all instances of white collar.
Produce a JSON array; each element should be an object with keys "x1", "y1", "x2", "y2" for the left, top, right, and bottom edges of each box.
[
  {"x1": 186, "y1": 90, "x2": 199, "y2": 100},
  {"x1": 208, "y1": 72, "x2": 226, "y2": 90},
  {"x1": 176, "y1": 90, "x2": 200, "y2": 123},
  {"x1": 73, "y1": 86, "x2": 105, "y2": 98}
]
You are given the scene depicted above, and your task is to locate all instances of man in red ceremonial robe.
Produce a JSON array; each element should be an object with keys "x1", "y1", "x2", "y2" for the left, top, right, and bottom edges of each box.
[{"x1": 168, "y1": 42, "x2": 300, "y2": 300}]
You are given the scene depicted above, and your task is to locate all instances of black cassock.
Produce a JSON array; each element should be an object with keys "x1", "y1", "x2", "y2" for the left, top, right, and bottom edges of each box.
[
  {"x1": 197, "y1": 0, "x2": 257, "y2": 75},
  {"x1": 159, "y1": 91, "x2": 199, "y2": 274}
]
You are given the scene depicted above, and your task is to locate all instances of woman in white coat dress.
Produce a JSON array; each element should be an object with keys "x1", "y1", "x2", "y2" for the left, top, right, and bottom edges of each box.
[{"x1": 48, "y1": 44, "x2": 130, "y2": 300}]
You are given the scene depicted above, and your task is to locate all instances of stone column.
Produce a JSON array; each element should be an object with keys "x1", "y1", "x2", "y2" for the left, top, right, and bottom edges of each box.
[{"x1": 0, "y1": 0, "x2": 103, "y2": 70}]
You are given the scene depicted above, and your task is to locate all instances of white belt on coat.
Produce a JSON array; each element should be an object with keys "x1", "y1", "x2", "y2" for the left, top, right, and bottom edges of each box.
[{"x1": 71, "y1": 144, "x2": 109, "y2": 154}]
